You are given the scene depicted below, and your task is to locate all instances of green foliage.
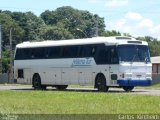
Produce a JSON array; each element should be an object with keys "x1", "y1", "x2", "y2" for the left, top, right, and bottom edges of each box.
[
  {"x1": 23, "y1": 12, "x2": 46, "y2": 41},
  {"x1": 41, "y1": 26, "x2": 74, "y2": 40},
  {"x1": 41, "y1": 6, "x2": 105, "y2": 39},
  {"x1": 149, "y1": 41, "x2": 160, "y2": 56},
  {"x1": 1, "y1": 50, "x2": 10, "y2": 73},
  {"x1": 0, "y1": 13, "x2": 24, "y2": 46},
  {"x1": 102, "y1": 30, "x2": 121, "y2": 36},
  {"x1": 137, "y1": 36, "x2": 160, "y2": 56},
  {"x1": 10, "y1": 12, "x2": 46, "y2": 41}
]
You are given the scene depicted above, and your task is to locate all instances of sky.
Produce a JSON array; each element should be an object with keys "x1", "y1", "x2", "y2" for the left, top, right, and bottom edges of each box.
[{"x1": 0, "y1": 0, "x2": 160, "y2": 39}]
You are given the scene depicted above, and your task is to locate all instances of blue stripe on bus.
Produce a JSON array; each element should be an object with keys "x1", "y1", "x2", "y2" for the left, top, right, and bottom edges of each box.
[{"x1": 117, "y1": 80, "x2": 152, "y2": 86}]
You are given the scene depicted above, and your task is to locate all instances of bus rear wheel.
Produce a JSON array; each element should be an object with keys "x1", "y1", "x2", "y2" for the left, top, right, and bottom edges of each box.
[
  {"x1": 32, "y1": 74, "x2": 43, "y2": 90},
  {"x1": 56, "y1": 85, "x2": 68, "y2": 90},
  {"x1": 96, "y1": 74, "x2": 108, "y2": 92},
  {"x1": 123, "y1": 86, "x2": 134, "y2": 92}
]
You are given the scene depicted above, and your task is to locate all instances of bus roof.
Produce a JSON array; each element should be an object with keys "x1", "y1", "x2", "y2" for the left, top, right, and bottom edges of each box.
[{"x1": 16, "y1": 36, "x2": 148, "y2": 48}]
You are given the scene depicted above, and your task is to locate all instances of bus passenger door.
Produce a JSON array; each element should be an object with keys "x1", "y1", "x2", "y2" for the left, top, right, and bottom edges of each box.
[{"x1": 108, "y1": 46, "x2": 119, "y2": 86}]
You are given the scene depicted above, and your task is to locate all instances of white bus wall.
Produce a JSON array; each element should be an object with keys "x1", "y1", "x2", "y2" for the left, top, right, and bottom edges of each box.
[
  {"x1": 14, "y1": 68, "x2": 32, "y2": 84},
  {"x1": 15, "y1": 59, "x2": 152, "y2": 87},
  {"x1": 14, "y1": 58, "x2": 120, "y2": 86}
]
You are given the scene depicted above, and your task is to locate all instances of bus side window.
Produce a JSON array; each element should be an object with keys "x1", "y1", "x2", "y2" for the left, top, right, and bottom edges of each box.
[
  {"x1": 24, "y1": 48, "x2": 31, "y2": 59},
  {"x1": 69, "y1": 46, "x2": 79, "y2": 58},
  {"x1": 82, "y1": 45, "x2": 89, "y2": 57},
  {"x1": 62, "y1": 47, "x2": 69, "y2": 58},
  {"x1": 15, "y1": 48, "x2": 31, "y2": 60},
  {"x1": 31, "y1": 48, "x2": 35, "y2": 59},
  {"x1": 109, "y1": 46, "x2": 119, "y2": 64},
  {"x1": 94, "y1": 44, "x2": 109, "y2": 64},
  {"x1": 44, "y1": 47, "x2": 49, "y2": 58},
  {"x1": 78, "y1": 45, "x2": 83, "y2": 57},
  {"x1": 80, "y1": 45, "x2": 96, "y2": 57},
  {"x1": 48, "y1": 47, "x2": 61, "y2": 58},
  {"x1": 36, "y1": 48, "x2": 45, "y2": 59},
  {"x1": 91, "y1": 46, "x2": 97, "y2": 56},
  {"x1": 15, "y1": 48, "x2": 23, "y2": 60}
]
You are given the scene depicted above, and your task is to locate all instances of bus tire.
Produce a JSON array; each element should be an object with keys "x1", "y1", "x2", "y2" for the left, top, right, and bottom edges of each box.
[
  {"x1": 56, "y1": 85, "x2": 68, "y2": 90},
  {"x1": 95, "y1": 74, "x2": 108, "y2": 92},
  {"x1": 32, "y1": 74, "x2": 42, "y2": 90},
  {"x1": 123, "y1": 86, "x2": 134, "y2": 92}
]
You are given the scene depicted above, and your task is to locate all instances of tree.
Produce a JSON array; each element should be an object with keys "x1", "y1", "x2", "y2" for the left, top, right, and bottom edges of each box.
[
  {"x1": 10, "y1": 12, "x2": 46, "y2": 41},
  {"x1": 102, "y1": 30, "x2": 121, "y2": 36},
  {"x1": 137, "y1": 36, "x2": 160, "y2": 57},
  {"x1": 23, "y1": 12, "x2": 46, "y2": 41},
  {"x1": 41, "y1": 6, "x2": 105, "y2": 39},
  {"x1": 1, "y1": 50, "x2": 10, "y2": 73},
  {"x1": 41, "y1": 26, "x2": 74, "y2": 40},
  {"x1": 0, "y1": 13, "x2": 24, "y2": 47}
]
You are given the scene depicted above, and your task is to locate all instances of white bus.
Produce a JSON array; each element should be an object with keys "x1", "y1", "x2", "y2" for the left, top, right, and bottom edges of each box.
[{"x1": 14, "y1": 36, "x2": 152, "y2": 91}]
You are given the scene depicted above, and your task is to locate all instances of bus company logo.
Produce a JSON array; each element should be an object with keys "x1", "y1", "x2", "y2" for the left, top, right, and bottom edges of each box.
[{"x1": 72, "y1": 58, "x2": 92, "y2": 66}]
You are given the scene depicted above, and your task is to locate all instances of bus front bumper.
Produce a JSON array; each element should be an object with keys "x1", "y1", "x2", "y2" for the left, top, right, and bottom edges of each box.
[{"x1": 117, "y1": 80, "x2": 152, "y2": 86}]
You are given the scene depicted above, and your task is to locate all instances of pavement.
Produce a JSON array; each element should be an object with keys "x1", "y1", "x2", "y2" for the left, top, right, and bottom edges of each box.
[{"x1": 0, "y1": 85, "x2": 160, "y2": 96}]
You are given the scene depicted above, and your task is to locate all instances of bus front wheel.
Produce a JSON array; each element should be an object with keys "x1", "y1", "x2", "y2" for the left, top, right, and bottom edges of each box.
[
  {"x1": 123, "y1": 86, "x2": 134, "y2": 92},
  {"x1": 96, "y1": 74, "x2": 108, "y2": 92}
]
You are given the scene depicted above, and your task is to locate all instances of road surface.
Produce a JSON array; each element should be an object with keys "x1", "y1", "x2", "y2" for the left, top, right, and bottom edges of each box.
[{"x1": 0, "y1": 85, "x2": 160, "y2": 96}]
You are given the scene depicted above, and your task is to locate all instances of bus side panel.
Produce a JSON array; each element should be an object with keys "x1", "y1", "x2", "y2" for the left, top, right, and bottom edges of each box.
[
  {"x1": 24, "y1": 68, "x2": 32, "y2": 84},
  {"x1": 40, "y1": 68, "x2": 61, "y2": 85},
  {"x1": 78, "y1": 68, "x2": 92, "y2": 85},
  {"x1": 109, "y1": 64, "x2": 119, "y2": 86},
  {"x1": 62, "y1": 68, "x2": 78, "y2": 85},
  {"x1": 14, "y1": 68, "x2": 32, "y2": 84}
]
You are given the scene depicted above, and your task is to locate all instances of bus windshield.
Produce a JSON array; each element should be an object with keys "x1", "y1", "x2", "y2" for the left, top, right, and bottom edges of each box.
[{"x1": 118, "y1": 45, "x2": 151, "y2": 63}]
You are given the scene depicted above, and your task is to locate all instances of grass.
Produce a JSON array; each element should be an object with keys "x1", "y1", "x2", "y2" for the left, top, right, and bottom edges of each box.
[
  {"x1": 0, "y1": 90, "x2": 159, "y2": 120},
  {"x1": 0, "y1": 90, "x2": 160, "y2": 114}
]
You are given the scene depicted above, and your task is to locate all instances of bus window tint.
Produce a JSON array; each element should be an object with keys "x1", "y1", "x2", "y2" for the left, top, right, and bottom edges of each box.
[
  {"x1": 69, "y1": 46, "x2": 79, "y2": 58},
  {"x1": 31, "y1": 47, "x2": 45, "y2": 59},
  {"x1": 95, "y1": 44, "x2": 109, "y2": 64},
  {"x1": 15, "y1": 44, "x2": 118, "y2": 62},
  {"x1": 108, "y1": 46, "x2": 119, "y2": 64},
  {"x1": 61, "y1": 46, "x2": 79, "y2": 58},
  {"x1": 79, "y1": 45, "x2": 97, "y2": 57},
  {"x1": 48, "y1": 47, "x2": 61, "y2": 58},
  {"x1": 62, "y1": 47, "x2": 69, "y2": 58},
  {"x1": 15, "y1": 48, "x2": 23, "y2": 60},
  {"x1": 15, "y1": 48, "x2": 31, "y2": 60}
]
